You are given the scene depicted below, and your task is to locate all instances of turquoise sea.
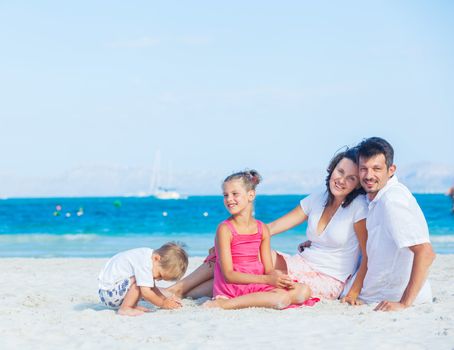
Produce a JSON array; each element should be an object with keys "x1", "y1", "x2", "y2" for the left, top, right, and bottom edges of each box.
[{"x1": 1, "y1": 194, "x2": 453, "y2": 257}]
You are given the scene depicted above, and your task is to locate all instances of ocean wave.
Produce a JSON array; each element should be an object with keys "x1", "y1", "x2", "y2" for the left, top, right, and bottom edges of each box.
[
  {"x1": 0, "y1": 232, "x2": 453, "y2": 256},
  {"x1": 430, "y1": 235, "x2": 454, "y2": 243}
]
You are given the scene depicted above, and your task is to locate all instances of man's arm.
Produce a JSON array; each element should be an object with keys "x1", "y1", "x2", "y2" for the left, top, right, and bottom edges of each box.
[
  {"x1": 341, "y1": 219, "x2": 368, "y2": 305},
  {"x1": 374, "y1": 242, "x2": 435, "y2": 311}
]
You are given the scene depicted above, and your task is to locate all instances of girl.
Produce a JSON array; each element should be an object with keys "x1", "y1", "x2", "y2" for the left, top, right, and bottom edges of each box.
[{"x1": 203, "y1": 170, "x2": 311, "y2": 309}]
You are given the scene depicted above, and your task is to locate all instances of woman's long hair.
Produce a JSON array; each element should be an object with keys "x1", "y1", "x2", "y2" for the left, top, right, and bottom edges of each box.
[{"x1": 325, "y1": 147, "x2": 365, "y2": 208}]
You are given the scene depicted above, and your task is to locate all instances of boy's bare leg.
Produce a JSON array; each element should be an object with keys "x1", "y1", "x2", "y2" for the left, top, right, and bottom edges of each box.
[
  {"x1": 166, "y1": 263, "x2": 214, "y2": 298},
  {"x1": 134, "y1": 305, "x2": 152, "y2": 312},
  {"x1": 204, "y1": 284, "x2": 311, "y2": 310},
  {"x1": 118, "y1": 278, "x2": 148, "y2": 316}
]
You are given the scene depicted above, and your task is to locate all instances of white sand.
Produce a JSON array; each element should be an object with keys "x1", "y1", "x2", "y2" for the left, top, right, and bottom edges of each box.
[{"x1": 0, "y1": 256, "x2": 453, "y2": 350}]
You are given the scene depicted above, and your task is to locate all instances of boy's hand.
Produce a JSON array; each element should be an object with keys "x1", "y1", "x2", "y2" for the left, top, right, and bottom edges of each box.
[
  {"x1": 161, "y1": 297, "x2": 182, "y2": 309},
  {"x1": 267, "y1": 270, "x2": 295, "y2": 289},
  {"x1": 208, "y1": 246, "x2": 215, "y2": 255}
]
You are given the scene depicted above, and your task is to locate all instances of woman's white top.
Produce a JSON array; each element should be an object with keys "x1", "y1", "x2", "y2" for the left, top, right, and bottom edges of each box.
[
  {"x1": 98, "y1": 247, "x2": 155, "y2": 290},
  {"x1": 299, "y1": 192, "x2": 368, "y2": 281}
]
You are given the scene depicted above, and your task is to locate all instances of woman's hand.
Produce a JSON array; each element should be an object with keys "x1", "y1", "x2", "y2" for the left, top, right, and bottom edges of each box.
[
  {"x1": 267, "y1": 270, "x2": 295, "y2": 289},
  {"x1": 298, "y1": 240, "x2": 312, "y2": 253},
  {"x1": 208, "y1": 246, "x2": 215, "y2": 255}
]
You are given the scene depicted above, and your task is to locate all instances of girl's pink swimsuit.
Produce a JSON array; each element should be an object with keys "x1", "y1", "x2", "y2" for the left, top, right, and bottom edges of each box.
[{"x1": 213, "y1": 219, "x2": 275, "y2": 299}]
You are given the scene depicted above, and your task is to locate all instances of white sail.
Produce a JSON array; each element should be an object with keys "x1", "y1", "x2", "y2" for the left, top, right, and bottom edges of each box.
[{"x1": 149, "y1": 151, "x2": 187, "y2": 200}]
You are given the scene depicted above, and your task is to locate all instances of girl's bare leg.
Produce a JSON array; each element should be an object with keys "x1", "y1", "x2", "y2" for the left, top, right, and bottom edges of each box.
[
  {"x1": 186, "y1": 279, "x2": 213, "y2": 299},
  {"x1": 118, "y1": 278, "x2": 148, "y2": 316},
  {"x1": 166, "y1": 262, "x2": 214, "y2": 298},
  {"x1": 289, "y1": 283, "x2": 312, "y2": 304},
  {"x1": 204, "y1": 284, "x2": 311, "y2": 310}
]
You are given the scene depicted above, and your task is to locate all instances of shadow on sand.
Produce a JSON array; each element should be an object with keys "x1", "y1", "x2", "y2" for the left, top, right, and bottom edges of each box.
[{"x1": 73, "y1": 303, "x2": 111, "y2": 312}]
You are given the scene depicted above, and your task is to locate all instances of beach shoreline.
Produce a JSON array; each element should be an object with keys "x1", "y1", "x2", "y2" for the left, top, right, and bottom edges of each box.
[{"x1": 1, "y1": 256, "x2": 453, "y2": 349}]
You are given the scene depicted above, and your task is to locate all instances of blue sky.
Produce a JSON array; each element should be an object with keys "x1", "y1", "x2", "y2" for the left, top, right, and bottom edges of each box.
[{"x1": 1, "y1": 1, "x2": 453, "y2": 183}]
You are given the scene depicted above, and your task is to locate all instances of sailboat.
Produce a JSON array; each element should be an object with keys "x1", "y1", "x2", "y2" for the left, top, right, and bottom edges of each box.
[
  {"x1": 149, "y1": 151, "x2": 187, "y2": 200},
  {"x1": 154, "y1": 186, "x2": 184, "y2": 200}
]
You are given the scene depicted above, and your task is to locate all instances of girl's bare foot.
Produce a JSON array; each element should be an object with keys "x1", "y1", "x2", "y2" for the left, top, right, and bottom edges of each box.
[
  {"x1": 163, "y1": 286, "x2": 183, "y2": 299},
  {"x1": 118, "y1": 307, "x2": 144, "y2": 316},
  {"x1": 203, "y1": 299, "x2": 226, "y2": 308}
]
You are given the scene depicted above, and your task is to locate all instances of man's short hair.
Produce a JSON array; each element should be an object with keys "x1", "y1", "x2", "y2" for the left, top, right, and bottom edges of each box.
[{"x1": 357, "y1": 137, "x2": 394, "y2": 168}]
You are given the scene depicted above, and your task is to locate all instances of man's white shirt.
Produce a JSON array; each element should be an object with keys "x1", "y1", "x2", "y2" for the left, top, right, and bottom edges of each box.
[{"x1": 360, "y1": 176, "x2": 432, "y2": 304}]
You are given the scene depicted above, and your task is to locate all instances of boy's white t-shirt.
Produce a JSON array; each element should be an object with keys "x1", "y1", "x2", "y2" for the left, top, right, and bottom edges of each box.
[
  {"x1": 299, "y1": 192, "x2": 368, "y2": 281},
  {"x1": 98, "y1": 248, "x2": 155, "y2": 290}
]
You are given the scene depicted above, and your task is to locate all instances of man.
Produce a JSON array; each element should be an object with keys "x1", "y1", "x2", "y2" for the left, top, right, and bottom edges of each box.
[
  {"x1": 447, "y1": 186, "x2": 454, "y2": 213},
  {"x1": 357, "y1": 137, "x2": 436, "y2": 311}
]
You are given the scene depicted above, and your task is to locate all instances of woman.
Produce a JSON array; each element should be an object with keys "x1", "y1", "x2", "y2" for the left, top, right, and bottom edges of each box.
[{"x1": 166, "y1": 147, "x2": 368, "y2": 304}]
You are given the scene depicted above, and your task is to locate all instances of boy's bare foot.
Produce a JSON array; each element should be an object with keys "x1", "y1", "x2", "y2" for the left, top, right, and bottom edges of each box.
[
  {"x1": 118, "y1": 307, "x2": 145, "y2": 316},
  {"x1": 135, "y1": 306, "x2": 151, "y2": 312}
]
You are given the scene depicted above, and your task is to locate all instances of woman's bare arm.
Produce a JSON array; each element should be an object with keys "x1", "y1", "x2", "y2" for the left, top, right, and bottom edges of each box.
[{"x1": 267, "y1": 205, "x2": 308, "y2": 236}]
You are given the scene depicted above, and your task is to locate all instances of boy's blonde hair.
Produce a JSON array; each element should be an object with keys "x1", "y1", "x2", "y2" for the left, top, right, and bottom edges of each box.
[{"x1": 155, "y1": 242, "x2": 188, "y2": 280}]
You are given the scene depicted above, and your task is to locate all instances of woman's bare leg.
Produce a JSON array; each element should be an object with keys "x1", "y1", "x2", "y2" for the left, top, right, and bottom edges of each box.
[
  {"x1": 271, "y1": 250, "x2": 289, "y2": 274},
  {"x1": 166, "y1": 262, "x2": 214, "y2": 298}
]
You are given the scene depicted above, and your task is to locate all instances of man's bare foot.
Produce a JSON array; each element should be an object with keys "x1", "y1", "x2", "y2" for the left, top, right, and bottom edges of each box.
[
  {"x1": 135, "y1": 306, "x2": 151, "y2": 312},
  {"x1": 118, "y1": 307, "x2": 145, "y2": 316},
  {"x1": 202, "y1": 299, "x2": 225, "y2": 309}
]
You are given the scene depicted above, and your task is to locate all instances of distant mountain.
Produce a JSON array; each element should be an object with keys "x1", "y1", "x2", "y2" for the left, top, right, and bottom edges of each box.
[
  {"x1": 0, "y1": 162, "x2": 453, "y2": 198},
  {"x1": 398, "y1": 162, "x2": 454, "y2": 193}
]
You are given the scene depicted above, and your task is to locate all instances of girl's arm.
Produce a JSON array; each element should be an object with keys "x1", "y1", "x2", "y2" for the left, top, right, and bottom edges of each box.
[
  {"x1": 267, "y1": 205, "x2": 308, "y2": 237},
  {"x1": 260, "y1": 225, "x2": 294, "y2": 289},
  {"x1": 341, "y1": 219, "x2": 368, "y2": 305},
  {"x1": 260, "y1": 225, "x2": 274, "y2": 274},
  {"x1": 217, "y1": 223, "x2": 279, "y2": 286}
]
